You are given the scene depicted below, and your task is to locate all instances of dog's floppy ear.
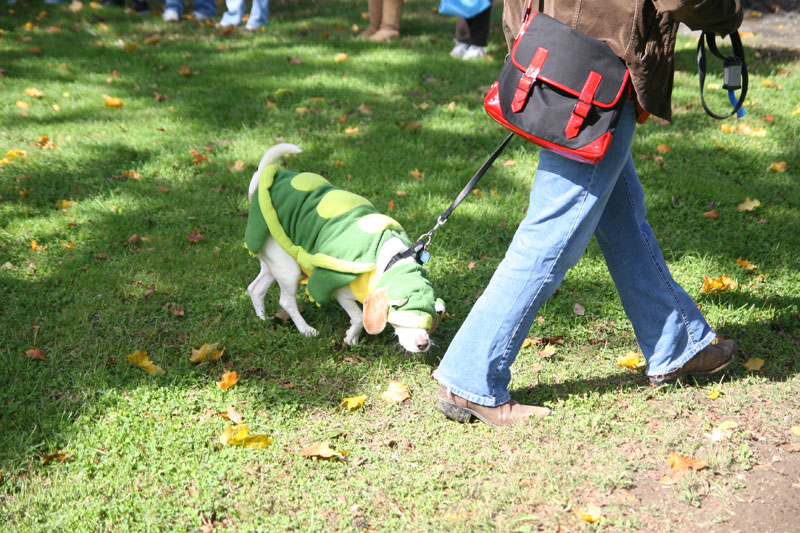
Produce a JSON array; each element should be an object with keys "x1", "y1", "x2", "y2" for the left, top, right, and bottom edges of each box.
[
  {"x1": 363, "y1": 287, "x2": 389, "y2": 335},
  {"x1": 429, "y1": 299, "x2": 446, "y2": 333}
]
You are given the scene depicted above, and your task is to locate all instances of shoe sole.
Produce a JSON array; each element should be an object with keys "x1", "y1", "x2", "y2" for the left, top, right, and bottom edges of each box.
[{"x1": 649, "y1": 348, "x2": 736, "y2": 386}]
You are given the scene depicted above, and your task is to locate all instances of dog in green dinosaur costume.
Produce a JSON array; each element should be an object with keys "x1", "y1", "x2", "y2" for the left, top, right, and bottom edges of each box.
[{"x1": 245, "y1": 144, "x2": 445, "y2": 352}]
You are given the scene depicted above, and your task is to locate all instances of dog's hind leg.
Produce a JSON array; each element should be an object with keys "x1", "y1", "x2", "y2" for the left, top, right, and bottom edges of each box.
[
  {"x1": 247, "y1": 259, "x2": 275, "y2": 320},
  {"x1": 262, "y1": 238, "x2": 318, "y2": 337},
  {"x1": 334, "y1": 287, "x2": 364, "y2": 346}
]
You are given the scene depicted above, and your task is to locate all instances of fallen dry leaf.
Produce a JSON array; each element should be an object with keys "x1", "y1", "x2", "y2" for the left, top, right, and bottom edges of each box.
[
  {"x1": 25, "y1": 88, "x2": 44, "y2": 99},
  {"x1": 225, "y1": 405, "x2": 243, "y2": 424},
  {"x1": 380, "y1": 381, "x2": 410, "y2": 403},
  {"x1": 769, "y1": 161, "x2": 787, "y2": 173},
  {"x1": 217, "y1": 370, "x2": 239, "y2": 389},
  {"x1": 576, "y1": 503, "x2": 603, "y2": 523},
  {"x1": 103, "y1": 96, "x2": 124, "y2": 108},
  {"x1": 737, "y1": 197, "x2": 763, "y2": 211},
  {"x1": 410, "y1": 168, "x2": 426, "y2": 181},
  {"x1": 190, "y1": 342, "x2": 225, "y2": 363},
  {"x1": 186, "y1": 229, "x2": 204, "y2": 243},
  {"x1": 702, "y1": 209, "x2": 719, "y2": 220},
  {"x1": 334, "y1": 53, "x2": 347, "y2": 62},
  {"x1": 707, "y1": 387, "x2": 721, "y2": 400},
  {"x1": 219, "y1": 423, "x2": 271, "y2": 448},
  {"x1": 701, "y1": 275, "x2": 737, "y2": 294},
  {"x1": 790, "y1": 426, "x2": 800, "y2": 437},
  {"x1": 538, "y1": 344, "x2": 556, "y2": 359},
  {"x1": 299, "y1": 440, "x2": 347, "y2": 459},
  {"x1": 16, "y1": 100, "x2": 30, "y2": 109},
  {"x1": 617, "y1": 351, "x2": 645, "y2": 370},
  {"x1": 573, "y1": 303, "x2": 586, "y2": 316},
  {"x1": 736, "y1": 258, "x2": 758, "y2": 271},
  {"x1": 655, "y1": 143, "x2": 671, "y2": 154},
  {"x1": 743, "y1": 358, "x2": 764, "y2": 371},
  {"x1": 24, "y1": 348, "x2": 46, "y2": 360},
  {"x1": 340, "y1": 395, "x2": 366, "y2": 411},
  {"x1": 127, "y1": 349, "x2": 164, "y2": 374},
  {"x1": 668, "y1": 452, "x2": 708, "y2": 474}
]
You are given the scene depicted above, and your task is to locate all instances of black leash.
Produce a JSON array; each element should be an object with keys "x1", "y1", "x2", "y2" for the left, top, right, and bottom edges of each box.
[
  {"x1": 697, "y1": 31, "x2": 748, "y2": 119},
  {"x1": 385, "y1": 132, "x2": 515, "y2": 270}
]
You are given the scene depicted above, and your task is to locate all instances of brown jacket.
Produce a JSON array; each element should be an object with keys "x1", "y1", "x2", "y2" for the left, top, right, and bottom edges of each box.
[{"x1": 502, "y1": 0, "x2": 743, "y2": 121}]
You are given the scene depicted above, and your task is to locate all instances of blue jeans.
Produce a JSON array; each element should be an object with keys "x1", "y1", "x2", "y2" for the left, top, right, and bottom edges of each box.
[
  {"x1": 220, "y1": 0, "x2": 269, "y2": 28},
  {"x1": 164, "y1": 0, "x2": 215, "y2": 16},
  {"x1": 433, "y1": 101, "x2": 716, "y2": 407}
]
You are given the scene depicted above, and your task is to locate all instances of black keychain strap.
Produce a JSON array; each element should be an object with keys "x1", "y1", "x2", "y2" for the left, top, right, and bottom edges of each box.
[
  {"x1": 384, "y1": 132, "x2": 515, "y2": 271},
  {"x1": 697, "y1": 31, "x2": 748, "y2": 119}
]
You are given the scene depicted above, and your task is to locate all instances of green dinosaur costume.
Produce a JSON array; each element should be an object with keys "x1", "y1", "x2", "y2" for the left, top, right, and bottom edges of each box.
[{"x1": 245, "y1": 165, "x2": 439, "y2": 330}]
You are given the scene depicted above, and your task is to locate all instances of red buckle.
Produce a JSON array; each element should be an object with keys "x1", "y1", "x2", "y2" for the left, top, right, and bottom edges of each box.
[
  {"x1": 511, "y1": 47, "x2": 548, "y2": 113},
  {"x1": 565, "y1": 71, "x2": 602, "y2": 139}
]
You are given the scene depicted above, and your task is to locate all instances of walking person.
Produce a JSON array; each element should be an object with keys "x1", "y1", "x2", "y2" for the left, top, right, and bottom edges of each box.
[
  {"x1": 434, "y1": 0, "x2": 744, "y2": 427},
  {"x1": 450, "y1": 1, "x2": 492, "y2": 60}
]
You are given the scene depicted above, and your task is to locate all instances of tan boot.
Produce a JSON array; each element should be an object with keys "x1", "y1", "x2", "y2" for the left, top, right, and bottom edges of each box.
[
  {"x1": 359, "y1": 0, "x2": 382, "y2": 38},
  {"x1": 437, "y1": 386, "x2": 551, "y2": 427},
  {"x1": 369, "y1": 0, "x2": 403, "y2": 41}
]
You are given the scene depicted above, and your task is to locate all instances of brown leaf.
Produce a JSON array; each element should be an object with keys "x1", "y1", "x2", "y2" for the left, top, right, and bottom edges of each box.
[
  {"x1": 702, "y1": 209, "x2": 719, "y2": 220},
  {"x1": 186, "y1": 229, "x2": 204, "y2": 243},
  {"x1": 299, "y1": 440, "x2": 346, "y2": 459},
  {"x1": 668, "y1": 452, "x2": 708, "y2": 474},
  {"x1": 24, "y1": 348, "x2": 46, "y2": 360},
  {"x1": 226, "y1": 405, "x2": 243, "y2": 424}
]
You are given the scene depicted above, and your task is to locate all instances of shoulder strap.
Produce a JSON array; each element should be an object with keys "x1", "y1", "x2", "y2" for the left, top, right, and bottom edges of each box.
[{"x1": 697, "y1": 31, "x2": 748, "y2": 119}]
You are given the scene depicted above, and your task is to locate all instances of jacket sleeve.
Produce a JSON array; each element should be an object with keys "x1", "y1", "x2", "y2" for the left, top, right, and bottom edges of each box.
[{"x1": 653, "y1": 0, "x2": 743, "y2": 34}]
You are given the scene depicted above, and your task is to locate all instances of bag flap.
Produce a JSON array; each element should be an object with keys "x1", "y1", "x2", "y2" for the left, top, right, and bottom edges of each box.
[{"x1": 511, "y1": 11, "x2": 629, "y2": 107}]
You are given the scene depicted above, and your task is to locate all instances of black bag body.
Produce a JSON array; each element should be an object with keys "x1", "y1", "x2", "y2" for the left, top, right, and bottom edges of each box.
[{"x1": 484, "y1": 9, "x2": 631, "y2": 164}]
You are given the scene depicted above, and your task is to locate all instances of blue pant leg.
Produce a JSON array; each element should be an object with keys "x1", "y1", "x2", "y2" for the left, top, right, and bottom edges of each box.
[
  {"x1": 594, "y1": 156, "x2": 716, "y2": 376},
  {"x1": 246, "y1": 0, "x2": 269, "y2": 28},
  {"x1": 193, "y1": 0, "x2": 216, "y2": 16},
  {"x1": 433, "y1": 102, "x2": 638, "y2": 406},
  {"x1": 220, "y1": 0, "x2": 246, "y2": 25},
  {"x1": 164, "y1": 0, "x2": 183, "y2": 15}
]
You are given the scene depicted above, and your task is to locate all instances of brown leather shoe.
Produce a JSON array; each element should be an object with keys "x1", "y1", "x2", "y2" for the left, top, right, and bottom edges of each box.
[
  {"x1": 649, "y1": 339, "x2": 738, "y2": 386},
  {"x1": 437, "y1": 386, "x2": 551, "y2": 427}
]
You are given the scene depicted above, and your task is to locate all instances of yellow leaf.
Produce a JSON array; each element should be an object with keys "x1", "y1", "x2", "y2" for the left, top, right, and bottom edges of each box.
[
  {"x1": 217, "y1": 370, "x2": 239, "y2": 389},
  {"x1": 740, "y1": 31, "x2": 756, "y2": 39},
  {"x1": 340, "y1": 395, "x2": 367, "y2": 411},
  {"x1": 769, "y1": 161, "x2": 787, "y2": 173},
  {"x1": 60, "y1": 241, "x2": 76, "y2": 249},
  {"x1": 178, "y1": 64, "x2": 194, "y2": 76},
  {"x1": 617, "y1": 351, "x2": 646, "y2": 370},
  {"x1": 125, "y1": 42, "x2": 139, "y2": 52},
  {"x1": 701, "y1": 275, "x2": 737, "y2": 294},
  {"x1": 16, "y1": 100, "x2": 30, "y2": 109},
  {"x1": 735, "y1": 257, "x2": 758, "y2": 271},
  {"x1": 127, "y1": 349, "x2": 164, "y2": 374},
  {"x1": 30, "y1": 240, "x2": 47, "y2": 251},
  {"x1": 655, "y1": 143, "x2": 671, "y2": 154},
  {"x1": 295, "y1": 106, "x2": 310, "y2": 114},
  {"x1": 521, "y1": 338, "x2": 533, "y2": 349},
  {"x1": 743, "y1": 358, "x2": 764, "y2": 371},
  {"x1": 737, "y1": 197, "x2": 763, "y2": 211},
  {"x1": 52, "y1": 103, "x2": 61, "y2": 111},
  {"x1": 333, "y1": 161, "x2": 345, "y2": 167},
  {"x1": 538, "y1": 344, "x2": 556, "y2": 359},
  {"x1": 220, "y1": 423, "x2": 271, "y2": 448},
  {"x1": 144, "y1": 36, "x2": 161, "y2": 45},
  {"x1": 345, "y1": 126, "x2": 359, "y2": 135},
  {"x1": 380, "y1": 381, "x2": 410, "y2": 403},
  {"x1": 707, "y1": 387, "x2": 721, "y2": 399},
  {"x1": 790, "y1": 426, "x2": 800, "y2": 437},
  {"x1": 792, "y1": 107, "x2": 800, "y2": 115},
  {"x1": 25, "y1": 88, "x2": 44, "y2": 99},
  {"x1": 718, "y1": 420, "x2": 738, "y2": 431},
  {"x1": 190, "y1": 342, "x2": 225, "y2": 363},
  {"x1": 410, "y1": 168, "x2": 426, "y2": 181},
  {"x1": 5, "y1": 149, "x2": 28, "y2": 161},
  {"x1": 576, "y1": 503, "x2": 603, "y2": 523},
  {"x1": 104, "y1": 96, "x2": 124, "y2": 108},
  {"x1": 760, "y1": 79, "x2": 782, "y2": 90},
  {"x1": 334, "y1": 53, "x2": 348, "y2": 62},
  {"x1": 299, "y1": 440, "x2": 347, "y2": 459},
  {"x1": 668, "y1": 452, "x2": 708, "y2": 474}
]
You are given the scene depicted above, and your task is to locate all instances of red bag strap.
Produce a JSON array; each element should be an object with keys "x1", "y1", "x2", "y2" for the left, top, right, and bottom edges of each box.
[
  {"x1": 565, "y1": 71, "x2": 602, "y2": 138},
  {"x1": 511, "y1": 47, "x2": 548, "y2": 112}
]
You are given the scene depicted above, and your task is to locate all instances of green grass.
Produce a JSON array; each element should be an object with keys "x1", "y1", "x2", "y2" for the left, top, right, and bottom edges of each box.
[{"x1": 2, "y1": 1, "x2": 799, "y2": 530}]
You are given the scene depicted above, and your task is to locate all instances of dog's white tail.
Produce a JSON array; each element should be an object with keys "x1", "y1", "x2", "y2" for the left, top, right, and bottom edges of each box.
[{"x1": 248, "y1": 143, "x2": 302, "y2": 201}]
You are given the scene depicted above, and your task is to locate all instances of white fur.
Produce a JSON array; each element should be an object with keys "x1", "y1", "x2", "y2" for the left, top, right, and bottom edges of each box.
[{"x1": 246, "y1": 144, "x2": 434, "y2": 353}]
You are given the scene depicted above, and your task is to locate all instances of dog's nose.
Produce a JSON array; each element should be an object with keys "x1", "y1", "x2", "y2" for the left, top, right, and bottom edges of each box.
[{"x1": 416, "y1": 338, "x2": 430, "y2": 352}]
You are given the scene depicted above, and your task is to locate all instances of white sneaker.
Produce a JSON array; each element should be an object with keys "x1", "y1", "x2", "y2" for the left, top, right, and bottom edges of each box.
[
  {"x1": 462, "y1": 45, "x2": 487, "y2": 60},
  {"x1": 193, "y1": 11, "x2": 211, "y2": 21},
  {"x1": 450, "y1": 41, "x2": 469, "y2": 58},
  {"x1": 162, "y1": 9, "x2": 179, "y2": 22}
]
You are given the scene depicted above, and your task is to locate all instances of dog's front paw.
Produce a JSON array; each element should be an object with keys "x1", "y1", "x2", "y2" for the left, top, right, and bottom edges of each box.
[
  {"x1": 299, "y1": 326, "x2": 318, "y2": 337},
  {"x1": 344, "y1": 327, "x2": 360, "y2": 346}
]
